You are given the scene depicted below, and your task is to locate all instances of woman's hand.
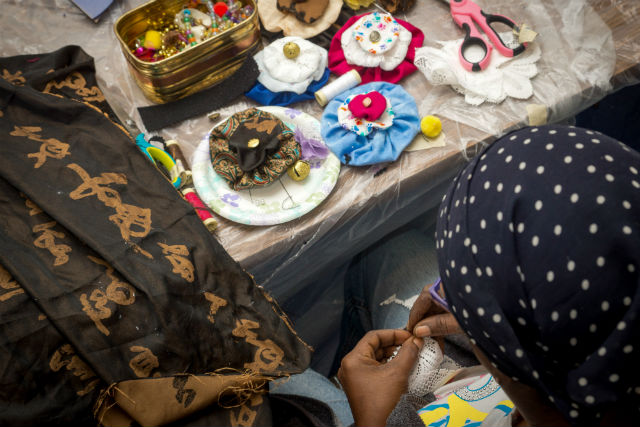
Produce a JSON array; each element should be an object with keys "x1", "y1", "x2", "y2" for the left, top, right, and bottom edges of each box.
[
  {"x1": 406, "y1": 283, "x2": 462, "y2": 338},
  {"x1": 338, "y1": 329, "x2": 423, "y2": 427}
]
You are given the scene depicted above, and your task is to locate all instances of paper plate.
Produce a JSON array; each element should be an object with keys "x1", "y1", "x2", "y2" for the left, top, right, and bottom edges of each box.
[{"x1": 192, "y1": 106, "x2": 341, "y2": 226}]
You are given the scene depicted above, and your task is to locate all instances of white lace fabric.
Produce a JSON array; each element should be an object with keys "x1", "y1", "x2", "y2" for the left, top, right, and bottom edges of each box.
[
  {"x1": 255, "y1": 37, "x2": 328, "y2": 94},
  {"x1": 414, "y1": 34, "x2": 541, "y2": 105},
  {"x1": 389, "y1": 337, "x2": 461, "y2": 396},
  {"x1": 337, "y1": 94, "x2": 395, "y2": 136},
  {"x1": 341, "y1": 12, "x2": 412, "y2": 71}
]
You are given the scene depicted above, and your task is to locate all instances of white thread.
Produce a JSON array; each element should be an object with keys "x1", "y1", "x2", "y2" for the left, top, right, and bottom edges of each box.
[
  {"x1": 379, "y1": 293, "x2": 419, "y2": 309},
  {"x1": 315, "y1": 69, "x2": 362, "y2": 106}
]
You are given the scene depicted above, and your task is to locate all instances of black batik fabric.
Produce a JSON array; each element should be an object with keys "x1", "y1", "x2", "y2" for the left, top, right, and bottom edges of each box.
[{"x1": 0, "y1": 46, "x2": 311, "y2": 426}]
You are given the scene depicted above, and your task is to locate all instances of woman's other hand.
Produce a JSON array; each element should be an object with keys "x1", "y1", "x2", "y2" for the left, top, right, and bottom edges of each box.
[{"x1": 406, "y1": 283, "x2": 462, "y2": 338}]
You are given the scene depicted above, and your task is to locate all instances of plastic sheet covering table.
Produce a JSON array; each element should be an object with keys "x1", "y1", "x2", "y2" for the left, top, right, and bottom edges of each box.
[{"x1": 2, "y1": 0, "x2": 639, "y2": 308}]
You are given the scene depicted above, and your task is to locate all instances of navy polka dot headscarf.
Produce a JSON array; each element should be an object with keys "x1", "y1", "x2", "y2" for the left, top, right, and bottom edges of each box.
[{"x1": 436, "y1": 125, "x2": 640, "y2": 424}]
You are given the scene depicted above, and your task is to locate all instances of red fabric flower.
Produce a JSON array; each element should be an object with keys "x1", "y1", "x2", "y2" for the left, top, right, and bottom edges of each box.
[{"x1": 328, "y1": 13, "x2": 424, "y2": 84}]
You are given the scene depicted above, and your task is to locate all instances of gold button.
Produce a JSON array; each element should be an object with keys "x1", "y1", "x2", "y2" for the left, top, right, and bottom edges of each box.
[
  {"x1": 283, "y1": 42, "x2": 301, "y2": 59},
  {"x1": 369, "y1": 31, "x2": 381, "y2": 43},
  {"x1": 287, "y1": 160, "x2": 310, "y2": 181},
  {"x1": 247, "y1": 138, "x2": 260, "y2": 148},
  {"x1": 362, "y1": 97, "x2": 372, "y2": 107}
]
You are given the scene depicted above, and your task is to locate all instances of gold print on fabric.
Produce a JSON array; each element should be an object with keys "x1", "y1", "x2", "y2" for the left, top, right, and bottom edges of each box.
[
  {"x1": 24, "y1": 197, "x2": 43, "y2": 216},
  {"x1": 128, "y1": 345, "x2": 160, "y2": 378},
  {"x1": 204, "y1": 292, "x2": 227, "y2": 323},
  {"x1": 1, "y1": 69, "x2": 26, "y2": 86},
  {"x1": 0, "y1": 265, "x2": 24, "y2": 302},
  {"x1": 33, "y1": 221, "x2": 72, "y2": 266},
  {"x1": 230, "y1": 394, "x2": 263, "y2": 427},
  {"x1": 242, "y1": 114, "x2": 278, "y2": 135},
  {"x1": 172, "y1": 376, "x2": 196, "y2": 408},
  {"x1": 157, "y1": 243, "x2": 195, "y2": 283},
  {"x1": 79, "y1": 256, "x2": 136, "y2": 336},
  {"x1": 43, "y1": 71, "x2": 106, "y2": 103},
  {"x1": 49, "y1": 344, "x2": 100, "y2": 396},
  {"x1": 232, "y1": 319, "x2": 284, "y2": 373},
  {"x1": 67, "y1": 163, "x2": 152, "y2": 243},
  {"x1": 10, "y1": 126, "x2": 71, "y2": 168}
]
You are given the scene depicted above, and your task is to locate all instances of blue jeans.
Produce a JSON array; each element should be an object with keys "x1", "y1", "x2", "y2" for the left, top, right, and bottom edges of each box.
[{"x1": 271, "y1": 220, "x2": 441, "y2": 426}]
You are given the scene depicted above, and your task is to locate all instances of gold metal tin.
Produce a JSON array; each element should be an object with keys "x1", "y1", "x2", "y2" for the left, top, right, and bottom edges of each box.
[{"x1": 115, "y1": 0, "x2": 260, "y2": 103}]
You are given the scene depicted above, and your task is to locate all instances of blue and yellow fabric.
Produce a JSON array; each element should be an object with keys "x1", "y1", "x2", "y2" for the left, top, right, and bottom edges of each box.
[
  {"x1": 320, "y1": 81, "x2": 419, "y2": 165},
  {"x1": 417, "y1": 374, "x2": 514, "y2": 427},
  {"x1": 135, "y1": 134, "x2": 182, "y2": 189}
]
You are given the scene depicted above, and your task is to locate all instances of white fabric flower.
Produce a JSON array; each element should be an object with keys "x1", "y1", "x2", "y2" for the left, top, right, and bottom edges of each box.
[
  {"x1": 414, "y1": 33, "x2": 541, "y2": 105},
  {"x1": 341, "y1": 12, "x2": 412, "y2": 71},
  {"x1": 254, "y1": 37, "x2": 328, "y2": 94}
]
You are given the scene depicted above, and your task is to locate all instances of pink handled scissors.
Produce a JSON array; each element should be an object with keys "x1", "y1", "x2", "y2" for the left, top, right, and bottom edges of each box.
[{"x1": 441, "y1": 0, "x2": 527, "y2": 72}]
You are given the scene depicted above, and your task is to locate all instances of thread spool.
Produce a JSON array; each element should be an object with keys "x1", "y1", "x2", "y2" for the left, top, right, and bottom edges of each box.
[
  {"x1": 166, "y1": 139, "x2": 193, "y2": 186},
  {"x1": 182, "y1": 188, "x2": 218, "y2": 232},
  {"x1": 315, "y1": 69, "x2": 362, "y2": 107}
]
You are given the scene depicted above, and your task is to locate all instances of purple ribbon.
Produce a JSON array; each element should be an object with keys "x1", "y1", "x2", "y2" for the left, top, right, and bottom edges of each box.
[{"x1": 295, "y1": 128, "x2": 329, "y2": 161}]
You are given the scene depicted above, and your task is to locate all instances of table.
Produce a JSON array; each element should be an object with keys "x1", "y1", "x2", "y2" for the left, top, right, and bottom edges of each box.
[{"x1": 2, "y1": 0, "x2": 639, "y2": 302}]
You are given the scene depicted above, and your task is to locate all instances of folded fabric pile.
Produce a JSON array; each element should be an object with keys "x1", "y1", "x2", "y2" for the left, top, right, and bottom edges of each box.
[{"x1": 0, "y1": 46, "x2": 311, "y2": 426}]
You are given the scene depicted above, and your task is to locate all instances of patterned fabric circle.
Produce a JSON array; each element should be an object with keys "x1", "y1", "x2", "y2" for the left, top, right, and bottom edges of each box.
[
  {"x1": 209, "y1": 108, "x2": 300, "y2": 190},
  {"x1": 337, "y1": 93, "x2": 394, "y2": 137},
  {"x1": 352, "y1": 12, "x2": 401, "y2": 55}
]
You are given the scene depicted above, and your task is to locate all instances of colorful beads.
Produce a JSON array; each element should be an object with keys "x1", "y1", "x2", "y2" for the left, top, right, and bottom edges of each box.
[
  {"x1": 131, "y1": 0, "x2": 251, "y2": 62},
  {"x1": 213, "y1": 1, "x2": 228, "y2": 17}
]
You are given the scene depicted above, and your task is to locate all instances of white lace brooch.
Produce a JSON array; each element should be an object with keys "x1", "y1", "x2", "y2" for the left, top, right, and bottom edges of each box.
[
  {"x1": 414, "y1": 34, "x2": 541, "y2": 105},
  {"x1": 341, "y1": 12, "x2": 413, "y2": 71},
  {"x1": 255, "y1": 36, "x2": 328, "y2": 94}
]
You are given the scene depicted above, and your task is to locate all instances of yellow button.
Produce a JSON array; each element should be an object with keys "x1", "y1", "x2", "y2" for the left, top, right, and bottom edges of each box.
[
  {"x1": 247, "y1": 138, "x2": 260, "y2": 148},
  {"x1": 421, "y1": 115, "x2": 442, "y2": 139},
  {"x1": 283, "y1": 42, "x2": 301, "y2": 59}
]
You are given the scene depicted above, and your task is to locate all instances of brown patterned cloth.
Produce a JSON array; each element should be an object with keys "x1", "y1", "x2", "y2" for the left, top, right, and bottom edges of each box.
[
  {"x1": 380, "y1": 0, "x2": 416, "y2": 14},
  {"x1": 277, "y1": 0, "x2": 330, "y2": 24},
  {"x1": 0, "y1": 47, "x2": 311, "y2": 427},
  {"x1": 260, "y1": 2, "x2": 354, "y2": 49},
  {"x1": 210, "y1": 108, "x2": 300, "y2": 190}
]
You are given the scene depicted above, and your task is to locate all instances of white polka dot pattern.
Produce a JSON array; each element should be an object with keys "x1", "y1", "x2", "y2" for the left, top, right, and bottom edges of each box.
[{"x1": 435, "y1": 125, "x2": 640, "y2": 423}]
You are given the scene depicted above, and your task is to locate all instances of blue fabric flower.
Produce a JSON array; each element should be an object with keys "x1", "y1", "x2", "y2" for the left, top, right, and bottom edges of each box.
[
  {"x1": 320, "y1": 82, "x2": 420, "y2": 166},
  {"x1": 245, "y1": 68, "x2": 330, "y2": 107}
]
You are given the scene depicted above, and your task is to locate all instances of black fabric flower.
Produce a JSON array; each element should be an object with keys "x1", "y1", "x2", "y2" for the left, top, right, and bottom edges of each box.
[{"x1": 228, "y1": 114, "x2": 284, "y2": 171}]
